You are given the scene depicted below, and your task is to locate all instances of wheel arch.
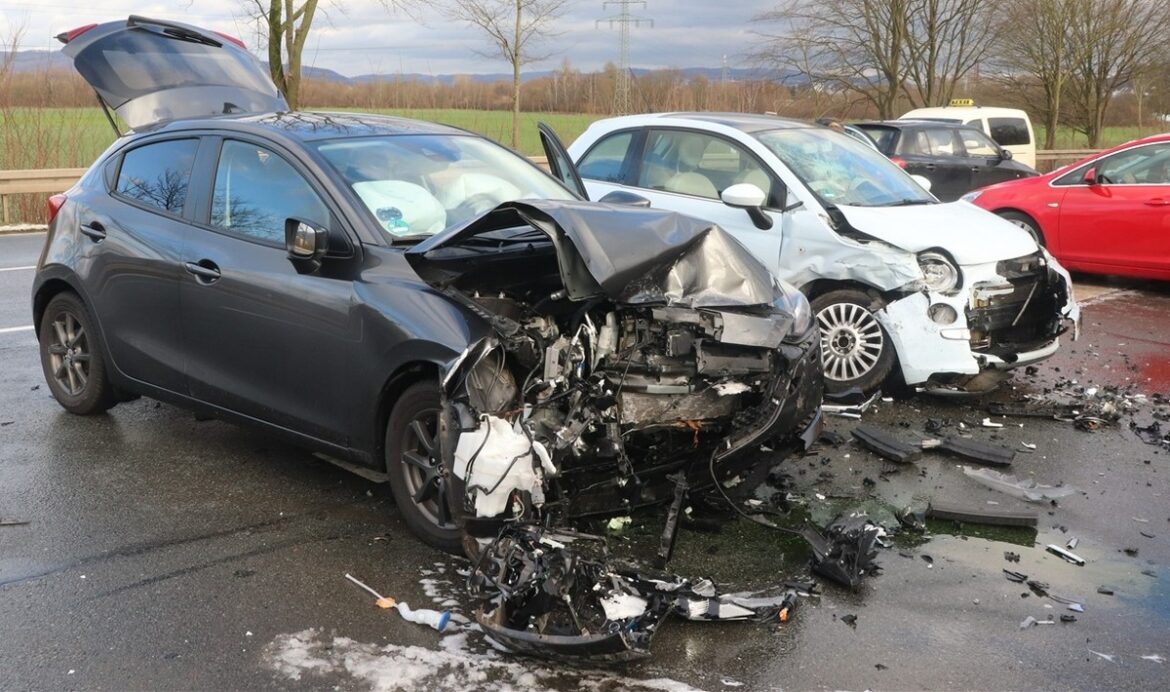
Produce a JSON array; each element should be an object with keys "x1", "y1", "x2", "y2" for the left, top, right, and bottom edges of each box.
[
  {"x1": 373, "y1": 361, "x2": 442, "y2": 472},
  {"x1": 992, "y1": 207, "x2": 1047, "y2": 247},
  {"x1": 800, "y1": 278, "x2": 884, "y2": 305},
  {"x1": 32, "y1": 273, "x2": 86, "y2": 339}
]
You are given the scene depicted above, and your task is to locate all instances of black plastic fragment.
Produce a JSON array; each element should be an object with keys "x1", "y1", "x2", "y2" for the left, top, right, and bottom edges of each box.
[
  {"x1": 927, "y1": 500, "x2": 1039, "y2": 527},
  {"x1": 851, "y1": 424, "x2": 921, "y2": 463},
  {"x1": 1003, "y1": 569, "x2": 1029, "y2": 583},
  {"x1": 804, "y1": 513, "x2": 882, "y2": 590},
  {"x1": 933, "y1": 436, "x2": 1016, "y2": 466},
  {"x1": 656, "y1": 472, "x2": 688, "y2": 568},
  {"x1": 1060, "y1": 614, "x2": 1077, "y2": 623}
]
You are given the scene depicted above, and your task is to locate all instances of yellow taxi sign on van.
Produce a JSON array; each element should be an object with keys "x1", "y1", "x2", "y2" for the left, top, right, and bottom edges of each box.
[{"x1": 949, "y1": 98, "x2": 976, "y2": 107}]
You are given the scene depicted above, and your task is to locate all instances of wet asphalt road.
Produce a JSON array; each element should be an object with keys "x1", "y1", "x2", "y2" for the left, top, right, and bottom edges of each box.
[{"x1": 2, "y1": 231, "x2": 1168, "y2": 691}]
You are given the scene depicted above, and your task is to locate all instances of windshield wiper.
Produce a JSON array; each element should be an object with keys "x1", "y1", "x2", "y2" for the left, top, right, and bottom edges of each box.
[
  {"x1": 389, "y1": 234, "x2": 434, "y2": 245},
  {"x1": 887, "y1": 199, "x2": 935, "y2": 206}
]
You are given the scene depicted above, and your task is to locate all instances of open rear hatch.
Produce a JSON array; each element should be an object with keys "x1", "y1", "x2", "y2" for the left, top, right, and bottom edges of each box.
[{"x1": 58, "y1": 15, "x2": 287, "y2": 131}]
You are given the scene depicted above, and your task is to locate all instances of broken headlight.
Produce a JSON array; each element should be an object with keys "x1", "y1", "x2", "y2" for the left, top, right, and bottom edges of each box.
[
  {"x1": 775, "y1": 281, "x2": 814, "y2": 342},
  {"x1": 918, "y1": 251, "x2": 960, "y2": 293}
]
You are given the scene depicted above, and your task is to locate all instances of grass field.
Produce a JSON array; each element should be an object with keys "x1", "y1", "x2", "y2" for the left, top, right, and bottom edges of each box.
[{"x1": 2, "y1": 106, "x2": 1166, "y2": 170}]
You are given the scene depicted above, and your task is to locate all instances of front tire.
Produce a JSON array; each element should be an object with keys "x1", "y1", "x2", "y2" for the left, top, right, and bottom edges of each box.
[
  {"x1": 384, "y1": 381, "x2": 462, "y2": 553},
  {"x1": 998, "y1": 211, "x2": 1045, "y2": 247},
  {"x1": 38, "y1": 292, "x2": 116, "y2": 415},
  {"x1": 811, "y1": 289, "x2": 896, "y2": 396}
]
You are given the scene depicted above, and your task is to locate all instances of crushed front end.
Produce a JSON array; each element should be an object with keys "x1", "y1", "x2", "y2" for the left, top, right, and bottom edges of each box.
[
  {"x1": 875, "y1": 248, "x2": 1079, "y2": 392},
  {"x1": 408, "y1": 200, "x2": 822, "y2": 535}
]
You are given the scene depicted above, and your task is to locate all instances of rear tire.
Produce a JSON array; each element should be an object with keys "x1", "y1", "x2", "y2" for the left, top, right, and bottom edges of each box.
[
  {"x1": 998, "y1": 211, "x2": 1045, "y2": 247},
  {"x1": 811, "y1": 289, "x2": 896, "y2": 396},
  {"x1": 384, "y1": 381, "x2": 463, "y2": 553},
  {"x1": 38, "y1": 292, "x2": 116, "y2": 415}
]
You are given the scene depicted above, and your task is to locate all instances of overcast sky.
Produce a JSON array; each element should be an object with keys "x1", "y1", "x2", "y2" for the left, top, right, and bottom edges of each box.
[{"x1": 0, "y1": 0, "x2": 776, "y2": 76}]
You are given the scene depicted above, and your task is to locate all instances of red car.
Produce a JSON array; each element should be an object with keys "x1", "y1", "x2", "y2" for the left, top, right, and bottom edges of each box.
[{"x1": 964, "y1": 134, "x2": 1170, "y2": 280}]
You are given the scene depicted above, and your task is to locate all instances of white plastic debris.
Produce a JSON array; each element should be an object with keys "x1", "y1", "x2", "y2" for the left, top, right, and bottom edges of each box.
[
  {"x1": 599, "y1": 593, "x2": 649, "y2": 620},
  {"x1": 981, "y1": 417, "x2": 1004, "y2": 428},
  {"x1": 1141, "y1": 654, "x2": 1166, "y2": 663},
  {"x1": 1021, "y1": 442, "x2": 1037, "y2": 450},
  {"x1": 453, "y1": 415, "x2": 555, "y2": 517},
  {"x1": 962, "y1": 466, "x2": 1077, "y2": 503},
  {"x1": 712, "y1": 382, "x2": 751, "y2": 396}
]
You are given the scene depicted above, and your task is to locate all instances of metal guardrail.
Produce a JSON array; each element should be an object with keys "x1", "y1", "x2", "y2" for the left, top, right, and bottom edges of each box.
[{"x1": 0, "y1": 168, "x2": 86, "y2": 224}]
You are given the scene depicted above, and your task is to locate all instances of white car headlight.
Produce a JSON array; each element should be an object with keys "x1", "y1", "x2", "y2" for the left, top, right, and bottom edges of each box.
[
  {"x1": 959, "y1": 190, "x2": 983, "y2": 203},
  {"x1": 918, "y1": 251, "x2": 960, "y2": 292}
]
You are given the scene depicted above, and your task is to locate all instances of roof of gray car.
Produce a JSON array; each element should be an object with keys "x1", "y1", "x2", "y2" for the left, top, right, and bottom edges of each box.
[
  {"x1": 660, "y1": 112, "x2": 811, "y2": 133},
  {"x1": 153, "y1": 111, "x2": 470, "y2": 140}
]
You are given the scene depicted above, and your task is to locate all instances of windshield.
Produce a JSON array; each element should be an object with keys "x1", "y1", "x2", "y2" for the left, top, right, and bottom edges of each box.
[
  {"x1": 755, "y1": 128, "x2": 935, "y2": 207},
  {"x1": 315, "y1": 134, "x2": 576, "y2": 239}
]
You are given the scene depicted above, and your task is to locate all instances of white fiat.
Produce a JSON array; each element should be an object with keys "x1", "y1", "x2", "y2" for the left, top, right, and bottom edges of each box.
[{"x1": 564, "y1": 113, "x2": 1079, "y2": 396}]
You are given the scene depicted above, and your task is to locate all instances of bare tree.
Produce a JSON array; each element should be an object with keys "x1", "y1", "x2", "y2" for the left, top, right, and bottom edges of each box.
[
  {"x1": 0, "y1": 23, "x2": 24, "y2": 89},
  {"x1": 245, "y1": 1, "x2": 418, "y2": 111},
  {"x1": 443, "y1": 0, "x2": 573, "y2": 149},
  {"x1": 901, "y1": 0, "x2": 998, "y2": 108},
  {"x1": 990, "y1": 0, "x2": 1078, "y2": 149},
  {"x1": 752, "y1": 0, "x2": 1000, "y2": 119},
  {"x1": 1064, "y1": 0, "x2": 1170, "y2": 147},
  {"x1": 752, "y1": 0, "x2": 910, "y2": 119}
]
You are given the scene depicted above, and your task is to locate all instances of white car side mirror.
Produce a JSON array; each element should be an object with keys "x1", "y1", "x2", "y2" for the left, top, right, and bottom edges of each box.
[
  {"x1": 721, "y1": 183, "x2": 767, "y2": 209},
  {"x1": 910, "y1": 174, "x2": 932, "y2": 192}
]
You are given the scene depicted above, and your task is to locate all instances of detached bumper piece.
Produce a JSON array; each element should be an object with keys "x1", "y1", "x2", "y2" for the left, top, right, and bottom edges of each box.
[{"x1": 469, "y1": 525, "x2": 801, "y2": 661}]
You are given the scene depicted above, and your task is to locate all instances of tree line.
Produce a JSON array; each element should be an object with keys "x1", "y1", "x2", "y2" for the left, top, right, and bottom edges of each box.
[{"x1": 752, "y1": 0, "x2": 1170, "y2": 147}]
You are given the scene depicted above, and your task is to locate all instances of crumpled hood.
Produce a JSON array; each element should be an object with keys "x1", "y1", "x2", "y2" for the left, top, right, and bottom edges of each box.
[
  {"x1": 836, "y1": 201, "x2": 1038, "y2": 265},
  {"x1": 407, "y1": 199, "x2": 783, "y2": 309}
]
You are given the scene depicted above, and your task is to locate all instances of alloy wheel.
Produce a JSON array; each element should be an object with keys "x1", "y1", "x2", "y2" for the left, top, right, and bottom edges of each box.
[
  {"x1": 817, "y1": 302, "x2": 885, "y2": 382},
  {"x1": 399, "y1": 408, "x2": 456, "y2": 529},
  {"x1": 46, "y1": 312, "x2": 91, "y2": 396}
]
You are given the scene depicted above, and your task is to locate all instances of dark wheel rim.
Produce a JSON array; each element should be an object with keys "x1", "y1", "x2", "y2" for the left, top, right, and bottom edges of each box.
[
  {"x1": 399, "y1": 407, "x2": 456, "y2": 529},
  {"x1": 47, "y1": 311, "x2": 91, "y2": 397},
  {"x1": 817, "y1": 302, "x2": 884, "y2": 382}
]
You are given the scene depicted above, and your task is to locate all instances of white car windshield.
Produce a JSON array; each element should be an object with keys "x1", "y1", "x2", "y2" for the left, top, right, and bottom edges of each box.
[
  {"x1": 316, "y1": 135, "x2": 575, "y2": 239},
  {"x1": 756, "y1": 128, "x2": 935, "y2": 207}
]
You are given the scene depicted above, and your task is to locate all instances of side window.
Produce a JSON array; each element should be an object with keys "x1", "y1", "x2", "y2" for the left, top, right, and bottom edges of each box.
[
  {"x1": 114, "y1": 138, "x2": 199, "y2": 216},
  {"x1": 210, "y1": 140, "x2": 329, "y2": 245},
  {"x1": 960, "y1": 129, "x2": 1000, "y2": 157},
  {"x1": 578, "y1": 132, "x2": 634, "y2": 183},
  {"x1": 989, "y1": 118, "x2": 1030, "y2": 146},
  {"x1": 1097, "y1": 144, "x2": 1170, "y2": 185},
  {"x1": 923, "y1": 129, "x2": 961, "y2": 157},
  {"x1": 636, "y1": 130, "x2": 772, "y2": 201}
]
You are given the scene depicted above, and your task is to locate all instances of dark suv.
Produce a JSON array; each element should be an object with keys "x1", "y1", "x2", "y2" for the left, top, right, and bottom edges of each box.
[
  {"x1": 35, "y1": 16, "x2": 823, "y2": 553},
  {"x1": 854, "y1": 120, "x2": 1037, "y2": 201}
]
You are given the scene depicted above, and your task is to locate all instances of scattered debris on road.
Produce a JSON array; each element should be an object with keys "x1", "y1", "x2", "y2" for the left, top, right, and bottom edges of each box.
[
  {"x1": 962, "y1": 466, "x2": 1077, "y2": 503},
  {"x1": 345, "y1": 573, "x2": 452, "y2": 632}
]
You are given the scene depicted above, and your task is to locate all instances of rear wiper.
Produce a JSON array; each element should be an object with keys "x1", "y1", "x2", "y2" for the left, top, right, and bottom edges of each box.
[{"x1": 127, "y1": 15, "x2": 223, "y2": 47}]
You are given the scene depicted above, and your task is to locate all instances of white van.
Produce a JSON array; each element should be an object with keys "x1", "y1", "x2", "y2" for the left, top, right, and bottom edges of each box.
[{"x1": 900, "y1": 103, "x2": 1036, "y2": 168}]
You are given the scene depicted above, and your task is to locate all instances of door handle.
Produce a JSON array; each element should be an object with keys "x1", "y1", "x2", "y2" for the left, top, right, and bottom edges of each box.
[
  {"x1": 184, "y1": 260, "x2": 222, "y2": 284},
  {"x1": 1144, "y1": 198, "x2": 1170, "y2": 206},
  {"x1": 79, "y1": 222, "x2": 107, "y2": 242}
]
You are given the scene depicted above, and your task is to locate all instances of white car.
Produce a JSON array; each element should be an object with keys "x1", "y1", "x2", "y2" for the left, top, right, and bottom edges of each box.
[{"x1": 557, "y1": 113, "x2": 1080, "y2": 396}]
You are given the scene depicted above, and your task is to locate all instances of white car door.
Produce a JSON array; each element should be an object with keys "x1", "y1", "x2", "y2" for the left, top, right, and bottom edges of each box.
[{"x1": 577, "y1": 128, "x2": 786, "y2": 272}]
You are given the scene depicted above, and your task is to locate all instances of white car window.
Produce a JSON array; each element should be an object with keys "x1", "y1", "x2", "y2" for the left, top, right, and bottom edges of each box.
[{"x1": 636, "y1": 130, "x2": 771, "y2": 201}]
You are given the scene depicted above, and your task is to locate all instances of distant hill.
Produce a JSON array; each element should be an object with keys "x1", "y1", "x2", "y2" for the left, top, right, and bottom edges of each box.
[{"x1": 6, "y1": 49, "x2": 785, "y2": 85}]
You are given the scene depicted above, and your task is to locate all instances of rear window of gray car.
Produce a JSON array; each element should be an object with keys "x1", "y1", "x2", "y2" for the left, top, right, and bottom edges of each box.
[{"x1": 114, "y1": 138, "x2": 199, "y2": 216}]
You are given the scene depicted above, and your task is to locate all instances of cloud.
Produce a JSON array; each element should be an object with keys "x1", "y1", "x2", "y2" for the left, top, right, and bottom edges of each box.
[{"x1": 6, "y1": 0, "x2": 775, "y2": 76}]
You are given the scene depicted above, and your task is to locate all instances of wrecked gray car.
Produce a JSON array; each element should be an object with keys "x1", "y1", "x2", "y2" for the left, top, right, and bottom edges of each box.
[{"x1": 42, "y1": 16, "x2": 822, "y2": 562}]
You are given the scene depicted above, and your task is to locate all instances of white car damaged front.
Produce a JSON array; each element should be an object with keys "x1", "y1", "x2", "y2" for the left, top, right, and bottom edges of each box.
[{"x1": 817, "y1": 200, "x2": 1080, "y2": 394}]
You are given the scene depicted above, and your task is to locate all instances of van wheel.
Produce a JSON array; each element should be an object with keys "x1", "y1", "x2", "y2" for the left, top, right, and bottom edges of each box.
[
  {"x1": 811, "y1": 290, "x2": 896, "y2": 396},
  {"x1": 384, "y1": 381, "x2": 463, "y2": 553},
  {"x1": 998, "y1": 211, "x2": 1045, "y2": 247},
  {"x1": 38, "y1": 292, "x2": 116, "y2": 415}
]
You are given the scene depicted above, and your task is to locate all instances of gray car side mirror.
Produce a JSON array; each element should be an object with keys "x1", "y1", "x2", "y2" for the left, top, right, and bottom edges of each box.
[{"x1": 286, "y1": 218, "x2": 328, "y2": 269}]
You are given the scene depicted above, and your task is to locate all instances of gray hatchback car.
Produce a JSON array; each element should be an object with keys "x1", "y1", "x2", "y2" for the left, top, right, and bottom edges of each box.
[{"x1": 35, "y1": 16, "x2": 823, "y2": 553}]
